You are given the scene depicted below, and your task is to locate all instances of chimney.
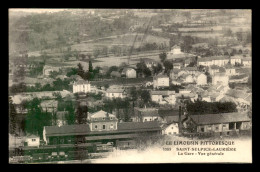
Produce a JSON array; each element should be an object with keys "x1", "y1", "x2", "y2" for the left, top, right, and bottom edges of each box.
[{"x1": 178, "y1": 106, "x2": 182, "y2": 134}]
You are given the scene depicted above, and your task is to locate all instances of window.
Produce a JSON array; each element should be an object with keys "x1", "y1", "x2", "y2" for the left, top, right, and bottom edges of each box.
[
  {"x1": 168, "y1": 132, "x2": 172, "y2": 135},
  {"x1": 103, "y1": 118, "x2": 105, "y2": 120},
  {"x1": 32, "y1": 139, "x2": 36, "y2": 142},
  {"x1": 201, "y1": 127, "x2": 204, "y2": 132},
  {"x1": 150, "y1": 118, "x2": 152, "y2": 121},
  {"x1": 171, "y1": 127, "x2": 174, "y2": 129},
  {"x1": 94, "y1": 118, "x2": 97, "y2": 121},
  {"x1": 215, "y1": 126, "x2": 219, "y2": 131},
  {"x1": 145, "y1": 119, "x2": 147, "y2": 122},
  {"x1": 95, "y1": 125, "x2": 98, "y2": 129},
  {"x1": 103, "y1": 125, "x2": 106, "y2": 130},
  {"x1": 110, "y1": 117, "x2": 113, "y2": 120}
]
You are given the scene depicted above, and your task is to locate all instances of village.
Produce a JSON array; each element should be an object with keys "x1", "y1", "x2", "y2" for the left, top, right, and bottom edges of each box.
[{"x1": 9, "y1": 9, "x2": 252, "y2": 163}]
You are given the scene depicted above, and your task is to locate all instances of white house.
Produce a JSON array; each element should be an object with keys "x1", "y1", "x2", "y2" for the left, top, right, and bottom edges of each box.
[
  {"x1": 132, "y1": 108, "x2": 162, "y2": 122},
  {"x1": 194, "y1": 72, "x2": 207, "y2": 85},
  {"x1": 212, "y1": 73, "x2": 229, "y2": 86},
  {"x1": 153, "y1": 74, "x2": 170, "y2": 88},
  {"x1": 197, "y1": 56, "x2": 229, "y2": 67},
  {"x1": 172, "y1": 63, "x2": 182, "y2": 69},
  {"x1": 242, "y1": 57, "x2": 251, "y2": 67},
  {"x1": 230, "y1": 56, "x2": 242, "y2": 65},
  {"x1": 121, "y1": 67, "x2": 137, "y2": 78},
  {"x1": 43, "y1": 65, "x2": 61, "y2": 76},
  {"x1": 151, "y1": 90, "x2": 176, "y2": 105},
  {"x1": 105, "y1": 88, "x2": 127, "y2": 99},
  {"x1": 162, "y1": 122, "x2": 179, "y2": 135},
  {"x1": 73, "y1": 79, "x2": 91, "y2": 94},
  {"x1": 225, "y1": 67, "x2": 237, "y2": 76},
  {"x1": 24, "y1": 134, "x2": 40, "y2": 147},
  {"x1": 87, "y1": 110, "x2": 118, "y2": 131},
  {"x1": 179, "y1": 74, "x2": 194, "y2": 84},
  {"x1": 168, "y1": 45, "x2": 182, "y2": 55}
]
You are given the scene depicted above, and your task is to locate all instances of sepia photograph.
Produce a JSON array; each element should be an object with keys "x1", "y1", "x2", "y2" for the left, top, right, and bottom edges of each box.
[{"x1": 8, "y1": 8, "x2": 252, "y2": 164}]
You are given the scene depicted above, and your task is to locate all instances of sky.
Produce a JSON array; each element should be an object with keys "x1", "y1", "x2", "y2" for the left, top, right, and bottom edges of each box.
[{"x1": 9, "y1": 8, "x2": 69, "y2": 14}]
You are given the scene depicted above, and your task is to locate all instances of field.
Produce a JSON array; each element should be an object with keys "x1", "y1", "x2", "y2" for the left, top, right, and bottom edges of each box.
[
  {"x1": 91, "y1": 77, "x2": 153, "y2": 87},
  {"x1": 71, "y1": 33, "x2": 170, "y2": 52}
]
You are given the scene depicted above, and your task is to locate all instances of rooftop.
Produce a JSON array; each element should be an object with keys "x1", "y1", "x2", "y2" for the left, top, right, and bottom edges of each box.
[
  {"x1": 151, "y1": 90, "x2": 175, "y2": 96},
  {"x1": 198, "y1": 56, "x2": 229, "y2": 62},
  {"x1": 106, "y1": 88, "x2": 125, "y2": 93},
  {"x1": 190, "y1": 112, "x2": 250, "y2": 125},
  {"x1": 44, "y1": 121, "x2": 161, "y2": 137},
  {"x1": 89, "y1": 110, "x2": 116, "y2": 118}
]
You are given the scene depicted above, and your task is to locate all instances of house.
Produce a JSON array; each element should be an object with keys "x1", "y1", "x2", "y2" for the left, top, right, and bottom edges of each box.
[
  {"x1": 168, "y1": 45, "x2": 182, "y2": 55},
  {"x1": 175, "y1": 92, "x2": 198, "y2": 103},
  {"x1": 172, "y1": 63, "x2": 182, "y2": 69},
  {"x1": 132, "y1": 108, "x2": 162, "y2": 122},
  {"x1": 110, "y1": 71, "x2": 121, "y2": 78},
  {"x1": 43, "y1": 121, "x2": 162, "y2": 145},
  {"x1": 151, "y1": 90, "x2": 176, "y2": 105},
  {"x1": 230, "y1": 56, "x2": 242, "y2": 65},
  {"x1": 197, "y1": 56, "x2": 229, "y2": 67},
  {"x1": 242, "y1": 57, "x2": 251, "y2": 67},
  {"x1": 43, "y1": 65, "x2": 61, "y2": 76},
  {"x1": 24, "y1": 134, "x2": 40, "y2": 147},
  {"x1": 153, "y1": 74, "x2": 169, "y2": 88},
  {"x1": 121, "y1": 67, "x2": 137, "y2": 78},
  {"x1": 212, "y1": 73, "x2": 229, "y2": 86},
  {"x1": 73, "y1": 79, "x2": 91, "y2": 94},
  {"x1": 87, "y1": 110, "x2": 118, "y2": 131},
  {"x1": 225, "y1": 66, "x2": 237, "y2": 76},
  {"x1": 161, "y1": 122, "x2": 179, "y2": 135},
  {"x1": 40, "y1": 100, "x2": 58, "y2": 113},
  {"x1": 194, "y1": 72, "x2": 207, "y2": 85},
  {"x1": 105, "y1": 88, "x2": 127, "y2": 99},
  {"x1": 179, "y1": 74, "x2": 194, "y2": 84},
  {"x1": 189, "y1": 112, "x2": 251, "y2": 136}
]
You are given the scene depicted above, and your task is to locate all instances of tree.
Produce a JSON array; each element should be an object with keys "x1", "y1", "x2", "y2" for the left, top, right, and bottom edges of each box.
[
  {"x1": 130, "y1": 87, "x2": 138, "y2": 102},
  {"x1": 152, "y1": 63, "x2": 163, "y2": 75},
  {"x1": 163, "y1": 60, "x2": 173, "y2": 74},
  {"x1": 75, "y1": 103, "x2": 88, "y2": 124},
  {"x1": 77, "y1": 63, "x2": 85, "y2": 79},
  {"x1": 140, "y1": 90, "x2": 151, "y2": 105},
  {"x1": 9, "y1": 99, "x2": 17, "y2": 135},
  {"x1": 89, "y1": 60, "x2": 93, "y2": 73},
  {"x1": 159, "y1": 52, "x2": 167, "y2": 63},
  {"x1": 66, "y1": 67, "x2": 78, "y2": 77}
]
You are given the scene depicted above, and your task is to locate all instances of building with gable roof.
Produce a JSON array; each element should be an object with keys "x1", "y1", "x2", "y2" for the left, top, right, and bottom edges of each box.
[
  {"x1": 197, "y1": 56, "x2": 229, "y2": 67},
  {"x1": 151, "y1": 90, "x2": 176, "y2": 105},
  {"x1": 153, "y1": 74, "x2": 170, "y2": 88},
  {"x1": 121, "y1": 67, "x2": 136, "y2": 78},
  {"x1": 132, "y1": 108, "x2": 162, "y2": 122},
  {"x1": 189, "y1": 112, "x2": 251, "y2": 136},
  {"x1": 105, "y1": 88, "x2": 127, "y2": 99},
  {"x1": 43, "y1": 65, "x2": 61, "y2": 76},
  {"x1": 212, "y1": 73, "x2": 229, "y2": 86},
  {"x1": 87, "y1": 110, "x2": 118, "y2": 131},
  {"x1": 73, "y1": 79, "x2": 91, "y2": 93}
]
